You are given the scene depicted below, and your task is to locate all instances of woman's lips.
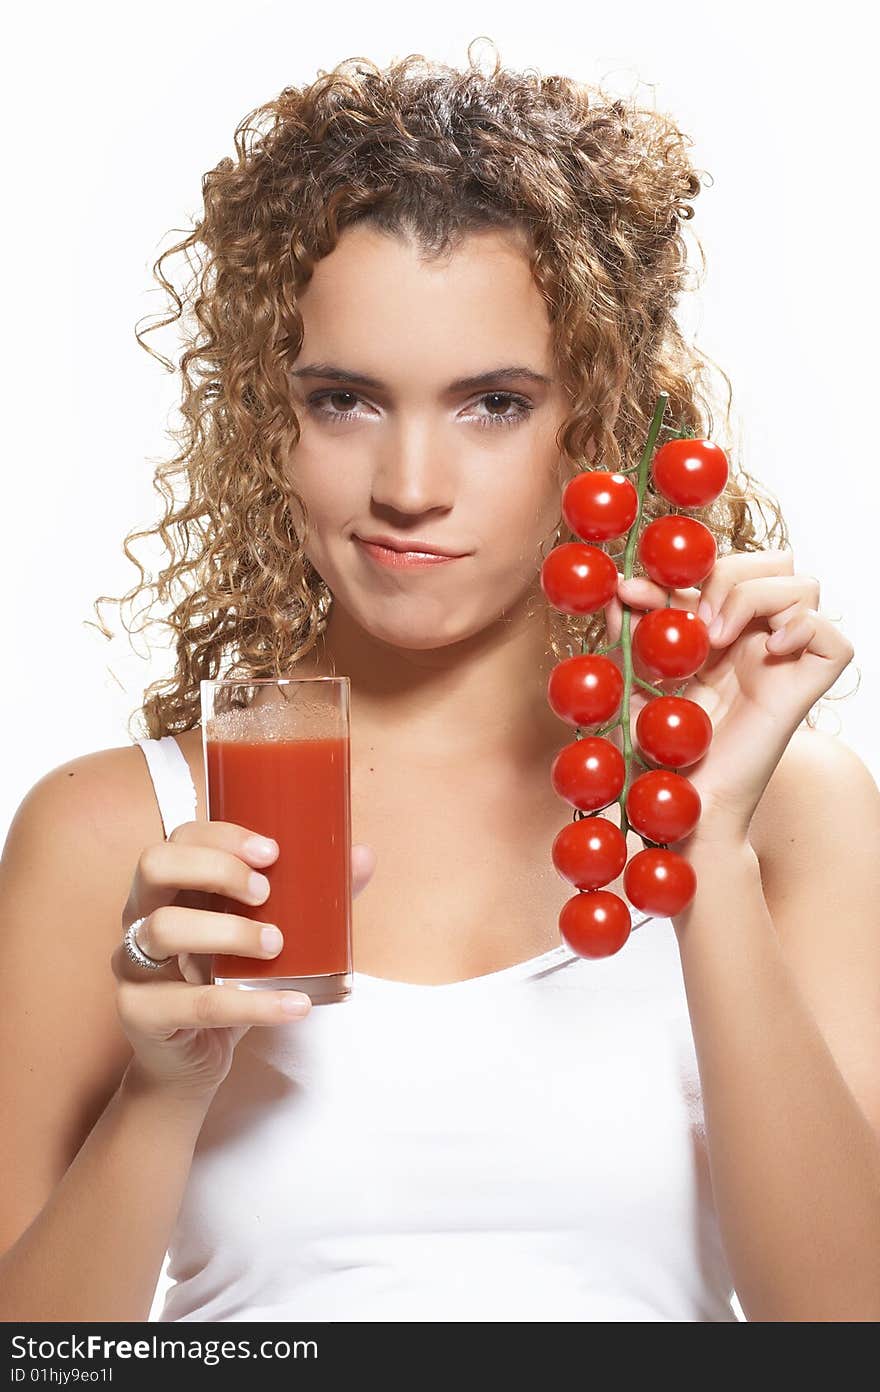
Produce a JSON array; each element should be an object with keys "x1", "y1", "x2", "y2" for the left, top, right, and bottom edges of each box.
[{"x1": 355, "y1": 537, "x2": 464, "y2": 568}]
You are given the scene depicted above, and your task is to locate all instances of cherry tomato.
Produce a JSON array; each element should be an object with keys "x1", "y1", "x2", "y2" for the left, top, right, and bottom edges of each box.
[
  {"x1": 551, "y1": 815, "x2": 627, "y2": 889},
  {"x1": 547, "y1": 655, "x2": 624, "y2": 727},
  {"x1": 559, "y1": 889, "x2": 632, "y2": 958},
  {"x1": 550, "y1": 736, "x2": 625, "y2": 812},
  {"x1": 623, "y1": 848, "x2": 697, "y2": 916},
  {"x1": 562, "y1": 471, "x2": 639, "y2": 542},
  {"x1": 637, "y1": 516, "x2": 717, "y2": 589},
  {"x1": 636, "y1": 696, "x2": 712, "y2": 769},
  {"x1": 625, "y1": 770, "x2": 701, "y2": 843},
  {"x1": 651, "y1": 438, "x2": 729, "y2": 509},
  {"x1": 632, "y1": 608, "x2": 710, "y2": 679},
  {"x1": 540, "y1": 543, "x2": 619, "y2": 615}
]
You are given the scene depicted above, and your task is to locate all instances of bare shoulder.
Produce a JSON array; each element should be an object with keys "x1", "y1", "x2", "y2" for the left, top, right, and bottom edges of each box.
[
  {"x1": 0, "y1": 740, "x2": 167, "y2": 1021},
  {"x1": 748, "y1": 723, "x2": 880, "y2": 879},
  {"x1": 5, "y1": 742, "x2": 166, "y2": 858}
]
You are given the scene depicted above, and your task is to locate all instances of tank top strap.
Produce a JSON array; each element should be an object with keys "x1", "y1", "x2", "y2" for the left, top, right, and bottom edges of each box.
[{"x1": 134, "y1": 735, "x2": 198, "y2": 839}]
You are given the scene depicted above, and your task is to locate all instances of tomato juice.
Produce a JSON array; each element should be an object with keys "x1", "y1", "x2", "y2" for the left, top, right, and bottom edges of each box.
[{"x1": 208, "y1": 733, "x2": 352, "y2": 1004}]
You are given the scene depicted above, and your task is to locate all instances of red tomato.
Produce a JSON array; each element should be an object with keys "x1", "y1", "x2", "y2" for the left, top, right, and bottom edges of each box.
[
  {"x1": 540, "y1": 543, "x2": 619, "y2": 615},
  {"x1": 651, "y1": 438, "x2": 729, "y2": 509},
  {"x1": 632, "y1": 608, "x2": 710, "y2": 679},
  {"x1": 623, "y1": 848, "x2": 697, "y2": 916},
  {"x1": 559, "y1": 889, "x2": 632, "y2": 958},
  {"x1": 637, "y1": 516, "x2": 717, "y2": 588},
  {"x1": 550, "y1": 736, "x2": 625, "y2": 812},
  {"x1": 547, "y1": 655, "x2": 624, "y2": 727},
  {"x1": 636, "y1": 696, "x2": 712, "y2": 768},
  {"x1": 551, "y1": 815, "x2": 627, "y2": 889},
  {"x1": 625, "y1": 770, "x2": 701, "y2": 843},
  {"x1": 562, "y1": 470, "x2": 639, "y2": 542}
]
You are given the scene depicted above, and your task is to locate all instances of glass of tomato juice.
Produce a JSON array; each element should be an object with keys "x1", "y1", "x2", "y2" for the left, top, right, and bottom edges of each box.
[{"x1": 200, "y1": 676, "x2": 352, "y2": 1005}]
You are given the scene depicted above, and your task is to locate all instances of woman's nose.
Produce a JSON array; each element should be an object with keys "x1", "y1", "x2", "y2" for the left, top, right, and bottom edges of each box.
[{"x1": 369, "y1": 420, "x2": 456, "y2": 514}]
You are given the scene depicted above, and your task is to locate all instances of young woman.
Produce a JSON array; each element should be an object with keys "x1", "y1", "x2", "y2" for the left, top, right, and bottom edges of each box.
[{"x1": 1, "y1": 44, "x2": 878, "y2": 1324}]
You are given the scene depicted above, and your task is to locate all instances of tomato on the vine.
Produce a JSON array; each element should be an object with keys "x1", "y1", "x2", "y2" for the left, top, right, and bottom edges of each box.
[
  {"x1": 625, "y1": 770, "x2": 701, "y2": 844},
  {"x1": 540, "y1": 543, "x2": 619, "y2": 615},
  {"x1": 547, "y1": 655, "x2": 623, "y2": 727},
  {"x1": 636, "y1": 696, "x2": 712, "y2": 769},
  {"x1": 623, "y1": 848, "x2": 696, "y2": 916},
  {"x1": 562, "y1": 471, "x2": 639, "y2": 542},
  {"x1": 541, "y1": 401, "x2": 726, "y2": 947},
  {"x1": 551, "y1": 815, "x2": 627, "y2": 889},
  {"x1": 632, "y1": 608, "x2": 710, "y2": 679},
  {"x1": 637, "y1": 515, "x2": 716, "y2": 589},
  {"x1": 550, "y1": 737, "x2": 625, "y2": 812},
  {"x1": 559, "y1": 890, "x2": 632, "y2": 958},
  {"x1": 651, "y1": 438, "x2": 729, "y2": 509}
]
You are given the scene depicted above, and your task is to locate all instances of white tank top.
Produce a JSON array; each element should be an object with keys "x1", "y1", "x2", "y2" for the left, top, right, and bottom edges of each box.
[{"x1": 135, "y1": 735, "x2": 737, "y2": 1322}]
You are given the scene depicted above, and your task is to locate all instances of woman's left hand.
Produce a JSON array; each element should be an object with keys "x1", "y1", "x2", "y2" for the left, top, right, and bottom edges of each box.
[{"x1": 603, "y1": 547, "x2": 855, "y2": 851}]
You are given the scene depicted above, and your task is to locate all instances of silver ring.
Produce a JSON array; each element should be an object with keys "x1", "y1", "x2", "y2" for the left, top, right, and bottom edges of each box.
[{"x1": 123, "y1": 916, "x2": 174, "y2": 971}]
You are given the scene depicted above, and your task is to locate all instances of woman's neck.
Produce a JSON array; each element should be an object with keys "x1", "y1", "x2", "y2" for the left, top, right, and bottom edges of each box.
[{"x1": 294, "y1": 597, "x2": 569, "y2": 768}]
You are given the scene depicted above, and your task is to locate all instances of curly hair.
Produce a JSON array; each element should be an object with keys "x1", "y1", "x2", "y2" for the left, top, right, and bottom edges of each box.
[{"x1": 88, "y1": 37, "x2": 843, "y2": 740}]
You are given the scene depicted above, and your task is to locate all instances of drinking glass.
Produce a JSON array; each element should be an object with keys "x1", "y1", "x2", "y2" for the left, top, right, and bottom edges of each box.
[{"x1": 199, "y1": 676, "x2": 352, "y2": 1005}]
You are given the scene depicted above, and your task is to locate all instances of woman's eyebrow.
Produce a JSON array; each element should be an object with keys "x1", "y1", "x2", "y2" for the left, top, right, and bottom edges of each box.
[{"x1": 289, "y1": 362, "x2": 553, "y2": 391}]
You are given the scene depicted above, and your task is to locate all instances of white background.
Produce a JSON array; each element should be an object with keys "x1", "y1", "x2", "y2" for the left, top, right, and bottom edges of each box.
[{"x1": 2, "y1": 0, "x2": 875, "y2": 1327}]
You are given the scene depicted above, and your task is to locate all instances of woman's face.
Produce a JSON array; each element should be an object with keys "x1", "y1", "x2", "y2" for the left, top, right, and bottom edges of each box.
[{"x1": 285, "y1": 222, "x2": 574, "y2": 651}]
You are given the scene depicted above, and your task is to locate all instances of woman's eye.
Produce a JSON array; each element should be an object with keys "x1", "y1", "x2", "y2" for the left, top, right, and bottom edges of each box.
[
  {"x1": 307, "y1": 390, "x2": 364, "y2": 422},
  {"x1": 306, "y1": 390, "x2": 534, "y2": 429},
  {"x1": 472, "y1": 393, "x2": 534, "y2": 429}
]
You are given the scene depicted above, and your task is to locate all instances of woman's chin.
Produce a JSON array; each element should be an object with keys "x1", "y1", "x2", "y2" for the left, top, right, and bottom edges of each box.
[
  {"x1": 368, "y1": 623, "x2": 471, "y2": 652},
  {"x1": 348, "y1": 605, "x2": 488, "y2": 653}
]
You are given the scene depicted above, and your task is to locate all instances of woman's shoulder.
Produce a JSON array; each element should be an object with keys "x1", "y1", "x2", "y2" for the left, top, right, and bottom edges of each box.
[
  {"x1": 749, "y1": 724, "x2": 877, "y2": 872},
  {"x1": 8, "y1": 730, "x2": 206, "y2": 867},
  {"x1": 7, "y1": 738, "x2": 173, "y2": 866}
]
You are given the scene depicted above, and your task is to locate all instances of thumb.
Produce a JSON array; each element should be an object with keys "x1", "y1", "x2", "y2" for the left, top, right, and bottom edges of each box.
[{"x1": 352, "y1": 842, "x2": 377, "y2": 897}]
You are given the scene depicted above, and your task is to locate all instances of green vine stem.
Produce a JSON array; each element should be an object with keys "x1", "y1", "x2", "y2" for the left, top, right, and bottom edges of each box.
[{"x1": 573, "y1": 391, "x2": 673, "y2": 842}]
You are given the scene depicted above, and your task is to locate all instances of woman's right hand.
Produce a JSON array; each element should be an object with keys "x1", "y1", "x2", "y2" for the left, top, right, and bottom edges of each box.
[{"x1": 110, "y1": 822, "x2": 377, "y2": 1107}]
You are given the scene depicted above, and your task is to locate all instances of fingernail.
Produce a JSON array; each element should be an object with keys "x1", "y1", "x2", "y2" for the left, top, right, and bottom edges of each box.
[
  {"x1": 708, "y1": 615, "x2": 724, "y2": 640},
  {"x1": 248, "y1": 872, "x2": 270, "y2": 901},
  {"x1": 697, "y1": 600, "x2": 712, "y2": 624},
  {"x1": 261, "y1": 926, "x2": 283, "y2": 953},
  {"x1": 280, "y1": 994, "x2": 311, "y2": 1016},
  {"x1": 246, "y1": 836, "x2": 278, "y2": 862}
]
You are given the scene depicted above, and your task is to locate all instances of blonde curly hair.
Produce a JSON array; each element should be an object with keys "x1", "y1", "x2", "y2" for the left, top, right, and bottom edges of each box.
[{"x1": 89, "y1": 37, "x2": 837, "y2": 741}]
